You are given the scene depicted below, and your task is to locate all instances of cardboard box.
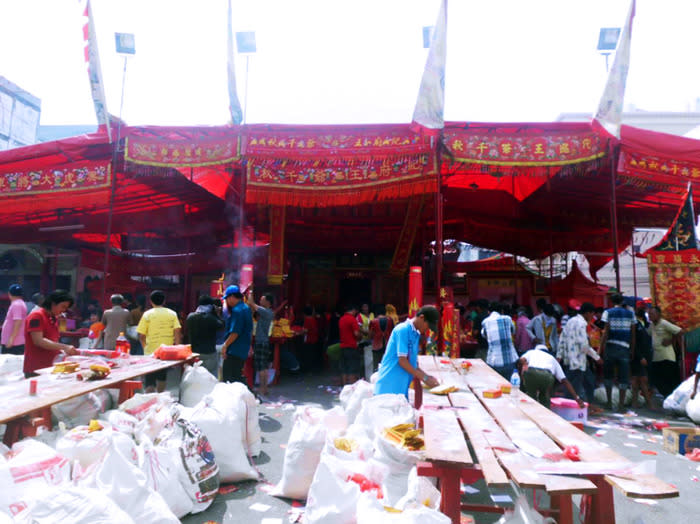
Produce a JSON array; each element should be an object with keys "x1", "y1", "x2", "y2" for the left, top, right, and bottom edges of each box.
[
  {"x1": 500, "y1": 384, "x2": 512, "y2": 394},
  {"x1": 550, "y1": 397, "x2": 588, "y2": 423},
  {"x1": 483, "y1": 389, "x2": 502, "y2": 399},
  {"x1": 662, "y1": 427, "x2": 700, "y2": 455}
]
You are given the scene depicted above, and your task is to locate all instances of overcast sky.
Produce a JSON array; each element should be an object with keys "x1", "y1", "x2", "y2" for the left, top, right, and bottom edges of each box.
[{"x1": 1, "y1": 0, "x2": 699, "y2": 127}]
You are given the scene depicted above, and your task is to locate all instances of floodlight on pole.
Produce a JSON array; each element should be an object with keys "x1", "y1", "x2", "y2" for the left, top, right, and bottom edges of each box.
[
  {"x1": 236, "y1": 31, "x2": 256, "y2": 123},
  {"x1": 597, "y1": 27, "x2": 620, "y2": 72}
]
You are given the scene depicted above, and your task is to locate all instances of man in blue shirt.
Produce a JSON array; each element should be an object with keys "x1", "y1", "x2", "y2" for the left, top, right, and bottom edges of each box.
[
  {"x1": 221, "y1": 285, "x2": 253, "y2": 385},
  {"x1": 375, "y1": 306, "x2": 440, "y2": 397}
]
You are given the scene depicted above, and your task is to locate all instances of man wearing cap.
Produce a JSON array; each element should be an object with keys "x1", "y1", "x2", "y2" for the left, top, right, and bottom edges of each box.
[
  {"x1": 221, "y1": 285, "x2": 253, "y2": 385},
  {"x1": 557, "y1": 301, "x2": 599, "y2": 402},
  {"x1": 1, "y1": 284, "x2": 27, "y2": 355},
  {"x1": 375, "y1": 306, "x2": 440, "y2": 397}
]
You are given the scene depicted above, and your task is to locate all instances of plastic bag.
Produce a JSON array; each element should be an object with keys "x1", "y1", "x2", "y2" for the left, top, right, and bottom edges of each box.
[
  {"x1": 100, "y1": 409, "x2": 138, "y2": 437},
  {"x1": 357, "y1": 491, "x2": 450, "y2": 524},
  {"x1": 372, "y1": 432, "x2": 424, "y2": 507},
  {"x1": 138, "y1": 437, "x2": 193, "y2": 518},
  {"x1": 305, "y1": 454, "x2": 387, "y2": 524},
  {"x1": 75, "y1": 438, "x2": 179, "y2": 524},
  {"x1": 354, "y1": 394, "x2": 416, "y2": 441},
  {"x1": 185, "y1": 389, "x2": 258, "y2": 483},
  {"x1": 686, "y1": 395, "x2": 700, "y2": 423},
  {"x1": 179, "y1": 361, "x2": 218, "y2": 407},
  {"x1": 496, "y1": 495, "x2": 556, "y2": 524},
  {"x1": 154, "y1": 344, "x2": 192, "y2": 360},
  {"x1": 214, "y1": 382, "x2": 262, "y2": 457},
  {"x1": 339, "y1": 380, "x2": 374, "y2": 425},
  {"x1": 23, "y1": 487, "x2": 135, "y2": 524},
  {"x1": 663, "y1": 375, "x2": 696, "y2": 414},
  {"x1": 51, "y1": 390, "x2": 112, "y2": 429},
  {"x1": 593, "y1": 386, "x2": 642, "y2": 409},
  {"x1": 394, "y1": 466, "x2": 441, "y2": 511},
  {"x1": 158, "y1": 417, "x2": 220, "y2": 513},
  {"x1": 271, "y1": 406, "x2": 329, "y2": 500},
  {"x1": 56, "y1": 422, "x2": 114, "y2": 468},
  {"x1": 0, "y1": 439, "x2": 71, "y2": 517},
  {"x1": 0, "y1": 355, "x2": 24, "y2": 384}
]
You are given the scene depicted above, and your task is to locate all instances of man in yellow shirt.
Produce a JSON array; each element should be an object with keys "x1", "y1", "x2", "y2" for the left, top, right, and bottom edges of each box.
[{"x1": 137, "y1": 290, "x2": 182, "y2": 392}]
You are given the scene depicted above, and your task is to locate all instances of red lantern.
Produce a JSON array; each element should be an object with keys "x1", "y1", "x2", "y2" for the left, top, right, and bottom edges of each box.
[{"x1": 408, "y1": 266, "x2": 423, "y2": 317}]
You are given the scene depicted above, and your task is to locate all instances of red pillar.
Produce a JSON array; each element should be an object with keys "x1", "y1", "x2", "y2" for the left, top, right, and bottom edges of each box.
[{"x1": 408, "y1": 266, "x2": 423, "y2": 316}]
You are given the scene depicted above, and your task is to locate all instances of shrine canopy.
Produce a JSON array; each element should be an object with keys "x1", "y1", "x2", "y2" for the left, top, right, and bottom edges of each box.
[
  {"x1": 549, "y1": 260, "x2": 609, "y2": 308},
  {"x1": 440, "y1": 121, "x2": 700, "y2": 278}
]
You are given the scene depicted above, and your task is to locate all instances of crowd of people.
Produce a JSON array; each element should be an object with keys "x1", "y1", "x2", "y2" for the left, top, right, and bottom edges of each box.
[
  {"x1": 465, "y1": 295, "x2": 686, "y2": 411},
  {"x1": 0, "y1": 281, "x2": 690, "y2": 410}
]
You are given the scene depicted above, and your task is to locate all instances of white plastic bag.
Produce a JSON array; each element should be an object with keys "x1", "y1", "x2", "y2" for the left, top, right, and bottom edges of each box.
[
  {"x1": 323, "y1": 430, "x2": 374, "y2": 462},
  {"x1": 210, "y1": 382, "x2": 262, "y2": 457},
  {"x1": 354, "y1": 393, "x2": 416, "y2": 441},
  {"x1": 271, "y1": 406, "x2": 331, "y2": 500},
  {"x1": 357, "y1": 492, "x2": 450, "y2": 524},
  {"x1": 305, "y1": 454, "x2": 387, "y2": 524},
  {"x1": 394, "y1": 466, "x2": 441, "y2": 511},
  {"x1": 138, "y1": 437, "x2": 193, "y2": 518},
  {"x1": 76, "y1": 439, "x2": 179, "y2": 524},
  {"x1": 100, "y1": 409, "x2": 138, "y2": 437},
  {"x1": 593, "y1": 386, "x2": 638, "y2": 409},
  {"x1": 51, "y1": 390, "x2": 112, "y2": 429},
  {"x1": 55, "y1": 423, "x2": 113, "y2": 468},
  {"x1": 24, "y1": 487, "x2": 135, "y2": 524},
  {"x1": 372, "y1": 432, "x2": 424, "y2": 507},
  {"x1": 664, "y1": 375, "x2": 696, "y2": 414},
  {"x1": 0, "y1": 355, "x2": 24, "y2": 384},
  {"x1": 159, "y1": 417, "x2": 220, "y2": 513},
  {"x1": 686, "y1": 395, "x2": 700, "y2": 423},
  {"x1": 185, "y1": 390, "x2": 258, "y2": 482},
  {"x1": 180, "y1": 362, "x2": 218, "y2": 407},
  {"x1": 0, "y1": 439, "x2": 72, "y2": 517},
  {"x1": 339, "y1": 380, "x2": 374, "y2": 425}
]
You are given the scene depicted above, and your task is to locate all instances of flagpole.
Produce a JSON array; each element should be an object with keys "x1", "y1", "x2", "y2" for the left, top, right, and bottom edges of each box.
[{"x1": 609, "y1": 142, "x2": 622, "y2": 292}]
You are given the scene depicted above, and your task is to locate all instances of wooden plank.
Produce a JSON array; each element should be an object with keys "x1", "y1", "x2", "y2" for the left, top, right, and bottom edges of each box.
[
  {"x1": 423, "y1": 409, "x2": 473, "y2": 466},
  {"x1": 517, "y1": 397, "x2": 624, "y2": 463},
  {"x1": 459, "y1": 359, "x2": 510, "y2": 391},
  {"x1": 418, "y1": 354, "x2": 438, "y2": 372},
  {"x1": 606, "y1": 474, "x2": 679, "y2": 499},
  {"x1": 479, "y1": 396, "x2": 563, "y2": 456},
  {"x1": 421, "y1": 392, "x2": 453, "y2": 408},
  {"x1": 541, "y1": 474, "x2": 597, "y2": 495},
  {"x1": 454, "y1": 408, "x2": 509, "y2": 486},
  {"x1": 0, "y1": 355, "x2": 196, "y2": 424}
]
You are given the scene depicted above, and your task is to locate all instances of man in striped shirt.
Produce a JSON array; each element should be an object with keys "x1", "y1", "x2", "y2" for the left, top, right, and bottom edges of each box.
[
  {"x1": 598, "y1": 294, "x2": 636, "y2": 410},
  {"x1": 481, "y1": 302, "x2": 518, "y2": 379}
]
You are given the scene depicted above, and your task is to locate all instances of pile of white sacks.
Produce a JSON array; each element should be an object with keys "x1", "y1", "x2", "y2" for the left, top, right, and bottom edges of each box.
[
  {"x1": 663, "y1": 375, "x2": 700, "y2": 423},
  {"x1": 0, "y1": 362, "x2": 260, "y2": 523},
  {"x1": 271, "y1": 379, "x2": 450, "y2": 524}
]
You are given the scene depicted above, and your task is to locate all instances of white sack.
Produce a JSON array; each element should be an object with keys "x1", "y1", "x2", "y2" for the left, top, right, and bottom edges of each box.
[
  {"x1": 339, "y1": 380, "x2": 374, "y2": 425},
  {"x1": 179, "y1": 362, "x2": 218, "y2": 407},
  {"x1": 51, "y1": 390, "x2": 112, "y2": 429},
  {"x1": 394, "y1": 465, "x2": 441, "y2": 511},
  {"x1": 354, "y1": 393, "x2": 415, "y2": 441},
  {"x1": 25, "y1": 487, "x2": 135, "y2": 524},
  {"x1": 664, "y1": 375, "x2": 697, "y2": 415},
  {"x1": 371, "y1": 433, "x2": 424, "y2": 507},
  {"x1": 271, "y1": 406, "x2": 332, "y2": 500},
  {"x1": 357, "y1": 491, "x2": 450, "y2": 524},
  {"x1": 0, "y1": 439, "x2": 71, "y2": 516},
  {"x1": 686, "y1": 395, "x2": 700, "y2": 423},
  {"x1": 138, "y1": 437, "x2": 193, "y2": 518},
  {"x1": 185, "y1": 390, "x2": 258, "y2": 483},
  {"x1": 209, "y1": 382, "x2": 261, "y2": 457}
]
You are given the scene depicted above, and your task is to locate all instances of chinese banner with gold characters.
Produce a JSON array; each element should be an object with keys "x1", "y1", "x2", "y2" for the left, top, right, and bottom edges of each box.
[
  {"x1": 647, "y1": 250, "x2": 700, "y2": 330},
  {"x1": 268, "y1": 207, "x2": 286, "y2": 285},
  {"x1": 408, "y1": 266, "x2": 423, "y2": 317}
]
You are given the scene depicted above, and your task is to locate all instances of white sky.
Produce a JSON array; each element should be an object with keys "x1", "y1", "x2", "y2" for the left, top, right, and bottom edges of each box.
[{"x1": 1, "y1": 0, "x2": 700, "y2": 127}]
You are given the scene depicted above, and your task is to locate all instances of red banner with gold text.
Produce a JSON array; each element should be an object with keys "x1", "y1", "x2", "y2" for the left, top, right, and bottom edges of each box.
[{"x1": 647, "y1": 250, "x2": 700, "y2": 329}]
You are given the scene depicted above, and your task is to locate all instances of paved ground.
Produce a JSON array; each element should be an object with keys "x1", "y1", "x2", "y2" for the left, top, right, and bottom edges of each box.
[{"x1": 182, "y1": 371, "x2": 699, "y2": 524}]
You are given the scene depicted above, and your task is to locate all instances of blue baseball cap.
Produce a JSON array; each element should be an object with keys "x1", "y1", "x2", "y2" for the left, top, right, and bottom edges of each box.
[
  {"x1": 223, "y1": 284, "x2": 241, "y2": 298},
  {"x1": 8, "y1": 284, "x2": 23, "y2": 297}
]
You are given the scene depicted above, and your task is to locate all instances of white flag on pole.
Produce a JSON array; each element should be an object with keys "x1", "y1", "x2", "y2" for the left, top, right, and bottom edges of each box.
[
  {"x1": 227, "y1": 0, "x2": 243, "y2": 125},
  {"x1": 593, "y1": 0, "x2": 636, "y2": 139},
  {"x1": 411, "y1": 0, "x2": 447, "y2": 135},
  {"x1": 81, "y1": 0, "x2": 111, "y2": 142}
]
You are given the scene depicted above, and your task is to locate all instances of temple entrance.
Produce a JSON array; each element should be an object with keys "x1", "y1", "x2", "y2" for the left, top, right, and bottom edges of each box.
[{"x1": 338, "y1": 277, "x2": 371, "y2": 310}]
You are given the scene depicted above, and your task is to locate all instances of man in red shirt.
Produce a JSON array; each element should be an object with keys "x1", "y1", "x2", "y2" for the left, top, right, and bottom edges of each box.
[
  {"x1": 339, "y1": 304, "x2": 361, "y2": 385},
  {"x1": 24, "y1": 290, "x2": 78, "y2": 377}
]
